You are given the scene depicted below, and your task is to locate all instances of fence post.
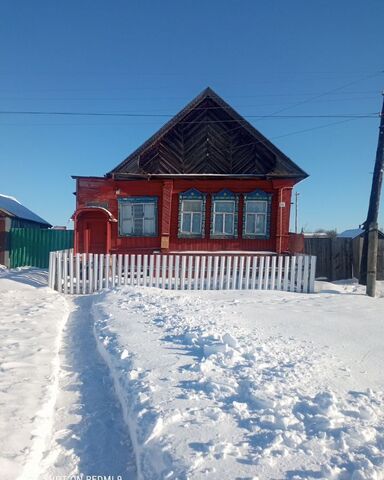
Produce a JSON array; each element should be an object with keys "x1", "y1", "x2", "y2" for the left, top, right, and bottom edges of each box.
[
  {"x1": 296, "y1": 255, "x2": 303, "y2": 293},
  {"x1": 69, "y1": 250, "x2": 74, "y2": 294},
  {"x1": 76, "y1": 254, "x2": 81, "y2": 294},
  {"x1": 48, "y1": 252, "x2": 54, "y2": 289},
  {"x1": 94, "y1": 254, "x2": 98, "y2": 292},
  {"x1": 82, "y1": 253, "x2": 87, "y2": 294},
  {"x1": 283, "y1": 256, "x2": 290, "y2": 291},
  {"x1": 88, "y1": 253, "x2": 94, "y2": 294},
  {"x1": 226, "y1": 256, "x2": 232, "y2": 289},
  {"x1": 303, "y1": 256, "x2": 310, "y2": 293},
  {"x1": 264, "y1": 256, "x2": 270, "y2": 290},
  {"x1": 200, "y1": 256, "x2": 206, "y2": 290},
  {"x1": 99, "y1": 254, "x2": 104, "y2": 291},
  {"x1": 270, "y1": 255, "x2": 276, "y2": 291},
  {"x1": 309, "y1": 256, "x2": 317, "y2": 293},
  {"x1": 143, "y1": 254, "x2": 148, "y2": 287},
  {"x1": 244, "y1": 256, "x2": 251, "y2": 290},
  {"x1": 162, "y1": 255, "x2": 167, "y2": 289},
  {"x1": 219, "y1": 256, "x2": 225, "y2": 290},
  {"x1": 257, "y1": 256, "x2": 264, "y2": 290},
  {"x1": 56, "y1": 251, "x2": 62, "y2": 293},
  {"x1": 289, "y1": 256, "x2": 296, "y2": 292}
]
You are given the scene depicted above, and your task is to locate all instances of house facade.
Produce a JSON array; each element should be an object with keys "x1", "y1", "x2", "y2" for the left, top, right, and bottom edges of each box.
[{"x1": 72, "y1": 88, "x2": 308, "y2": 256}]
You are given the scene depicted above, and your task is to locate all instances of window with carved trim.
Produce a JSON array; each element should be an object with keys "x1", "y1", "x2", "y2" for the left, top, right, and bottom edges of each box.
[
  {"x1": 243, "y1": 190, "x2": 272, "y2": 239},
  {"x1": 210, "y1": 190, "x2": 238, "y2": 238},
  {"x1": 178, "y1": 189, "x2": 206, "y2": 237}
]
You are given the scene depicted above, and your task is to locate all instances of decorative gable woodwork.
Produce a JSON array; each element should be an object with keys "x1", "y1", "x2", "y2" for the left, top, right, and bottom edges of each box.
[{"x1": 107, "y1": 88, "x2": 308, "y2": 179}]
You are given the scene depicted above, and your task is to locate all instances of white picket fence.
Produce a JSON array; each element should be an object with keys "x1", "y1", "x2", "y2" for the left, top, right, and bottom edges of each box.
[{"x1": 48, "y1": 250, "x2": 316, "y2": 294}]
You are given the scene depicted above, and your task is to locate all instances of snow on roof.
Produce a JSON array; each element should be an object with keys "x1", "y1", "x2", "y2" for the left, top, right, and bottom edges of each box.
[{"x1": 0, "y1": 194, "x2": 51, "y2": 226}]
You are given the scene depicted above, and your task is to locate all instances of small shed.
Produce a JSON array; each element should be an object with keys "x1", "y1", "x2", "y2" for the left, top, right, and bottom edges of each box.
[
  {"x1": 0, "y1": 194, "x2": 51, "y2": 267},
  {"x1": 72, "y1": 87, "x2": 308, "y2": 256}
]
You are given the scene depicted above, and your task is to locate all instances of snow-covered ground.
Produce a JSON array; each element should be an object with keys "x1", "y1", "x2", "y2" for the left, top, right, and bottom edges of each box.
[
  {"x1": 1, "y1": 268, "x2": 383, "y2": 480},
  {"x1": 0, "y1": 269, "x2": 136, "y2": 480},
  {"x1": 93, "y1": 282, "x2": 384, "y2": 480},
  {"x1": 0, "y1": 269, "x2": 69, "y2": 480}
]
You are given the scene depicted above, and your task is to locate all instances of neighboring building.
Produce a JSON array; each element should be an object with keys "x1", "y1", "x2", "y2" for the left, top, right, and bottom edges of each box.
[
  {"x1": 338, "y1": 228, "x2": 384, "y2": 239},
  {"x1": 72, "y1": 87, "x2": 308, "y2": 255},
  {"x1": 0, "y1": 194, "x2": 51, "y2": 266}
]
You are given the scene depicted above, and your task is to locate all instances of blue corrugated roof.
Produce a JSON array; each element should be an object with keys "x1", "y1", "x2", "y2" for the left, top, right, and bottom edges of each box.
[
  {"x1": 338, "y1": 228, "x2": 384, "y2": 239},
  {"x1": 0, "y1": 194, "x2": 51, "y2": 226},
  {"x1": 338, "y1": 228, "x2": 364, "y2": 239}
]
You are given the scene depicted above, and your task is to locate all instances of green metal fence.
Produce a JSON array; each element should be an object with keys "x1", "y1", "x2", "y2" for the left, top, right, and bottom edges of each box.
[{"x1": 9, "y1": 228, "x2": 74, "y2": 268}]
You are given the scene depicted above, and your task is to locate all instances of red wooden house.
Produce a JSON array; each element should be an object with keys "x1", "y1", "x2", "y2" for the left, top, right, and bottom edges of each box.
[{"x1": 72, "y1": 88, "x2": 308, "y2": 256}]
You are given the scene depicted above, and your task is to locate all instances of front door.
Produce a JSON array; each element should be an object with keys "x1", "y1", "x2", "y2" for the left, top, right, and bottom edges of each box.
[{"x1": 84, "y1": 219, "x2": 107, "y2": 254}]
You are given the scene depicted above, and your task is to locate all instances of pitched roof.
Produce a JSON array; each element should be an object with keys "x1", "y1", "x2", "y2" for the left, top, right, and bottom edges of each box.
[
  {"x1": 107, "y1": 87, "x2": 308, "y2": 179},
  {"x1": 0, "y1": 194, "x2": 51, "y2": 226},
  {"x1": 338, "y1": 228, "x2": 384, "y2": 239}
]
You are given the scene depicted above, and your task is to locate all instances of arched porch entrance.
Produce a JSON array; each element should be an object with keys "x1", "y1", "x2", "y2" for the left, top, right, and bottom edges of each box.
[{"x1": 72, "y1": 207, "x2": 117, "y2": 254}]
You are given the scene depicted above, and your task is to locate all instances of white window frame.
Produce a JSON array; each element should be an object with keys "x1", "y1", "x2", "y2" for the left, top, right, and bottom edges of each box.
[
  {"x1": 118, "y1": 197, "x2": 158, "y2": 237},
  {"x1": 244, "y1": 200, "x2": 268, "y2": 236},
  {"x1": 180, "y1": 199, "x2": 204, "y2": 235},
  {"x1": 212, "y1": 199, "x2": 236, "y2": 236}
]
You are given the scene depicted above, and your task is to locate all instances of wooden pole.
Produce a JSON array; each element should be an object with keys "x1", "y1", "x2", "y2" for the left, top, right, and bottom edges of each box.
[
  {"x1": 359, "y1": 93, "x2": 384, "y2": 296},
  {"x1": 295, "y1": 191, "x2": 299, "y2": 234},
  {"x1": 366, "y1": 223, "x2": 379, "y2": 296}
]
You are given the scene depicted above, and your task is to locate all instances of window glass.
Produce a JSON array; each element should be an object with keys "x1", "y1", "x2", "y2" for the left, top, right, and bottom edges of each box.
[
  {"x1": 224, "y1": 214, "x2": 234, "y2": 235},
  {"x1": 246, "y1": 214, "x2": 256, "y2": 233},
  {"x1": 247, "y1": 200, "x2": 267, "y2": 214},
  {"x1": 183, "y1": 200, "x2": 201, "y2": 212},
  {"x1": 182, "y1": 212, "x2": 192, "y2": 232},
  {"x1": 215, "y1": 201, "x2": 234, "y2": 213},
  {"x1": 180, "y1": 198, "x2": 203, "y2": 235},
  {"x1": 211, "y1": 195, "x2": 236, "y2": 237},
  {"x1": 214, "y1": 214, "x2": 224, "y2": 233},
  {"x1": 255, "y1": 215, "x2": 266, "y2": 234},
  {"x1": 244, "y1": 200, "x2": 268, "y2": 236},
  {"x1": 119, "y1": 197, "x2": 157, "y2": 236},
  {"x1": 192, "y1": 213, "x2": 202, "y2": 233}
]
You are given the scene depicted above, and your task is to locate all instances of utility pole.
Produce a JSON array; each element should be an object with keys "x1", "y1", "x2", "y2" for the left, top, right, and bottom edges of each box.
[
  {"x1": 295, "y1": 192, "x2": 300, "y2": 234},
  {"x1": 359, "y1": 93, "x2": 384, "y2": 296}
]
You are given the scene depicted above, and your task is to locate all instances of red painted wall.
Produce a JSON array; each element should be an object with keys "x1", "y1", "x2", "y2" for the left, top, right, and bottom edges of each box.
[{"x1": 74, "y1": 177, "x2": 297, "y2": 254}]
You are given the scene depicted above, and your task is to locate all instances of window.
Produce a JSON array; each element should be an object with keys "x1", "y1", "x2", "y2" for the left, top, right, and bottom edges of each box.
[
  {"x1": 243, "y1": 190, "x2": 272, "y2": 239},
  {"x1": 118, "y1": 197, "x2": 158, "y2": 236},
  {"x1": 178, "y1": 189, "x2": 206, "y2": 237},
  {"x1": 211, "y1": 190, "x2": 238, "y2": 238},
  {"x1": 244, "y1": 200, "x2": 268, "y2": 235}
]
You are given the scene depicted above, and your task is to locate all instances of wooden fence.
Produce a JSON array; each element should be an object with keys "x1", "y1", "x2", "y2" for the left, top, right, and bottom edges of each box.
[
  {"x1": 304, "y1": 237, "x2": 384, "y2": 281},
  {"x1": 48, "y1": 251, "x2": 316, "y2": 294}
]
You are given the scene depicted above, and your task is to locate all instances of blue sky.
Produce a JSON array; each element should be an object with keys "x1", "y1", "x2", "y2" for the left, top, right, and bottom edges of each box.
[{"x1": 0, "y1": 0, "x2": 383, "y2": 232}]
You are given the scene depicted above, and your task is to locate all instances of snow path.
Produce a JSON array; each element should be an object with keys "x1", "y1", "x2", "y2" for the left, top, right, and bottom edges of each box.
[{"x1": 40, "y1": 295, "x2": 137, "y2": 479}]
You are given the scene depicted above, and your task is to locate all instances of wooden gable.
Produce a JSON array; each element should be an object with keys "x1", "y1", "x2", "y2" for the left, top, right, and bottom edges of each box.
[{"x1": 107, "y1": 87, "x2": 308, "y2": 180}]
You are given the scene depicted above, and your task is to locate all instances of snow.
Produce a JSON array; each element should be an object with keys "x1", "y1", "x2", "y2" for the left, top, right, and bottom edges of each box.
[
  {"x1": 0, "y1": 193, "x2": 21, "y2": 204},
  {"x1": 1, "y1": 268, "x2": 383, "y2": 480},
  {"x1": 92, "y1": 281, "x2": 384, "y2": 480},
  {"x1": 0, "y1": 269, "x2": 69, "y2": 480},
  {"x1": 39, "y1": 296, "x2": 136, "y2": 479}
]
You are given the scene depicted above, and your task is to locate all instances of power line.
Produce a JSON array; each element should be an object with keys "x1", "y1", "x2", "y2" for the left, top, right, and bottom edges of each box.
[{"x1": 0, "y1": 110, "x2": 377, "y2": 120}]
